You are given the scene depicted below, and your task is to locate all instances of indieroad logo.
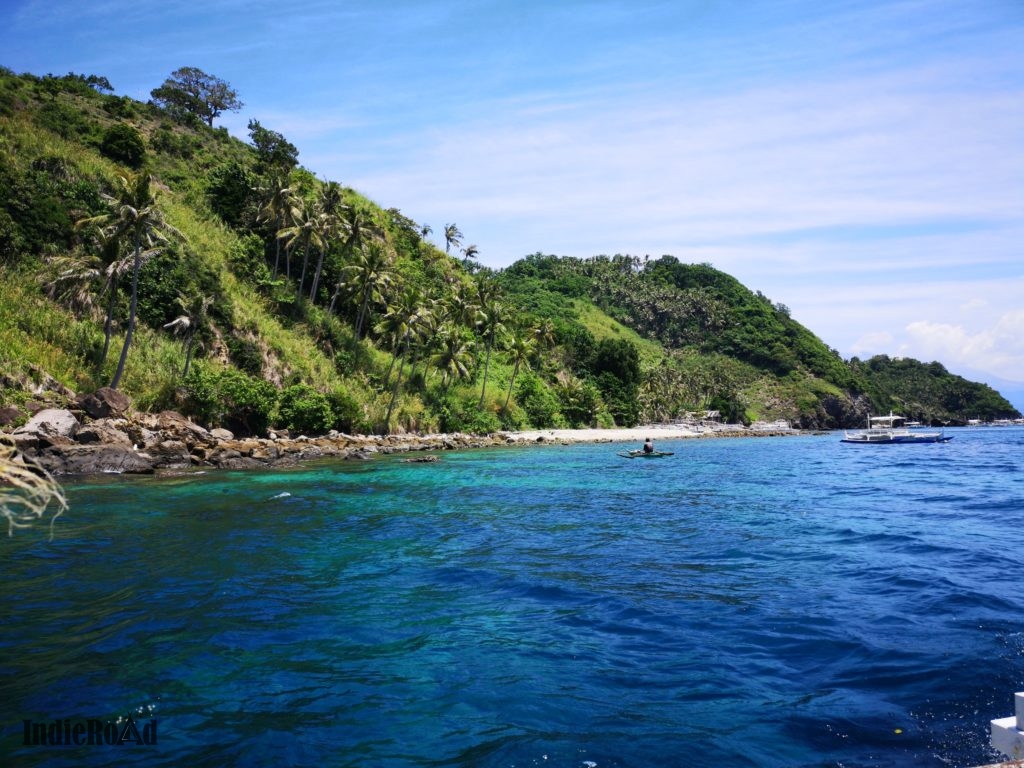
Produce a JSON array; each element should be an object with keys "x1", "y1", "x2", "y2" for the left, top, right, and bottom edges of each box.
[{"x1": 22, "y1": 713, "x2": 157, "y2": 746}]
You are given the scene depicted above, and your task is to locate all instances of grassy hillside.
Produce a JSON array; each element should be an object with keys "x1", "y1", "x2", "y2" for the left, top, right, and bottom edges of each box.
[{"x1": 1, "y1": 67, "x2": 1018, "y2": 434}]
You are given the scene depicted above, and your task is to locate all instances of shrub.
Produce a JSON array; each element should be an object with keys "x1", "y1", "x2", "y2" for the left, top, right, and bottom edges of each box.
[
  {"x1": 432, "y1": 393, "x2": 502, "y2": 434},
  {"x1": 514, "y1": 373, "x2": 565, "y2": 429},
  {"x1": 100, "y1": 123, "x2": 146, "y2": 168},
  {"x1": 182, "y1": 364, "x2": 277, "y2": 435},
  {"x1": 226, "y1": 335, "x2": 263, "y2": 376},
  {"x1": 277, "y1": 383, "x2": 333, "y2": 435},
  {"x1": 327, "y1": 386, "x2": 363, "y2": 433}
]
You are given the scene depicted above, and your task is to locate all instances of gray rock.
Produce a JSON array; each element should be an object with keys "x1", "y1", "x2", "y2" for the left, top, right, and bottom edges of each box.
[
  {"x1": 36, "y1": 445, "x2": 156, "y2": 475},
  {"x1": 13, "y1": 408, "x2": 80, "y2": 443},
  {"x1": 75, "y1": 419, "x2": 133, "y2": 447}
]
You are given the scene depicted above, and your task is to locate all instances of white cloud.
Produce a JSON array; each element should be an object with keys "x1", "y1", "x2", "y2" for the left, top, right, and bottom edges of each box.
[{"x1": 899, "y1": 312, "x2": 1024, "y2": 383}]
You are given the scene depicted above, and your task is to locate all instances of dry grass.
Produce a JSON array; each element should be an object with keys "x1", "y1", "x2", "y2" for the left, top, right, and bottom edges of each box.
[{"x1": 0, "y1": 437, "x2": 67, "y2": 538}]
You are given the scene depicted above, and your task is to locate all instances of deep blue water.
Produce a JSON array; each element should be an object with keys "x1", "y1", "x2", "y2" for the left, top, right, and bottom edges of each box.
[{"x1": 2, "y1": 428, "x2": 1023, "y2": 767}]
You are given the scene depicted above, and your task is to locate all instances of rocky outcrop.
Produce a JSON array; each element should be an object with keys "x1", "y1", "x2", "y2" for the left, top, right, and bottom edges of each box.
[
  {"x1": 12, "y1": 408, "x2": 81, "y2": 449},
  {"x1": 75, "y1": 387, "x2": 131, "y2": 419},
  {"x1": 4, "y1": 406, "x2": 510, "y2": 477}
]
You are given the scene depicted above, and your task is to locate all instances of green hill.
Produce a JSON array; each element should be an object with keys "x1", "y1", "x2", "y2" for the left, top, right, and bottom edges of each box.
[{"x1": 1, "y1": 67, "x2": 1018, "y2": 435}]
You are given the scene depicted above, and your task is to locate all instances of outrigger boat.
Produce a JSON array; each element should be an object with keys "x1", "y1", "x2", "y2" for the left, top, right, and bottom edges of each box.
[
  {"x1": 617, "y1": 449, "x2": 675, "y2": 458},
  {"x1": 841, "y1": 413, "x2": 952, "y2": 444}
]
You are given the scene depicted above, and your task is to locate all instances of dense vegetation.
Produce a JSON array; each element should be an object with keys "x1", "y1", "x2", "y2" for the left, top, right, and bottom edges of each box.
[{"x1": 1, "y1": 66, "x2": 1018, "y2": 435}]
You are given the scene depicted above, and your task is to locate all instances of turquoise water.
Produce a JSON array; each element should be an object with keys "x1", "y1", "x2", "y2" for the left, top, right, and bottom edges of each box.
[{"x1": 2, "y1": 428, "x2": 1023, "y2": 767}]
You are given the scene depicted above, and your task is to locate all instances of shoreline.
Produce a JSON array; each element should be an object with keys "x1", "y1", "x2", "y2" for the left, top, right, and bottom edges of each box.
[
  {"x1": 7, "y1": 407, "x2": 806, "y2": 477},
  {"x1": 499, "y1": 422, "x2": 763, "y2": 444}
]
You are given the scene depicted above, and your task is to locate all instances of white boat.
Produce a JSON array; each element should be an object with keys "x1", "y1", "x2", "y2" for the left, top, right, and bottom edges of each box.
[{"x1": 841, "y1": 413, "x2": 952, "y2": 444}]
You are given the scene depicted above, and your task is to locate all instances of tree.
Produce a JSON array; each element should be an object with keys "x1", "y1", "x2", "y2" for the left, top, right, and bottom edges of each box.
[
  {"x1": 150, "y1": 67, "x2": 243, "y2": 126},
  {"x1": 503, "y1": 329, "x2": 536, "y2": 410},
  {"x1": 277, "y1": 196, "x2": 322, "y2": 301},
  {"x1": 339, "y1": 241, "x2": 393, "y2": 339},
  {"x1": 443, "y1": 223, "x2": 463, "y2": 255},
  {"x1": 430, "y1": 323, "x2": 474, "y2": 391},
  {"x1": 247, "y1": 119, "x2": 298, "y2": 176},
  {"x1": 309, "y1": 181, "x2": 346, "y2": 302},
  {"x1": 100, "y1": 123, "x2": 146, "y2": 168},
  {"x1": 461, "y1": 243, "x2": 479, "y2": 270},
  {"x1": 255, "y1": 175, "x2": 292, "y2": 279},
  {"x1": 380, "y1": 286, "x2": 430, "y2": 431},
  {"x1": 474, "y1": 278, "x2": 506, "y2": 408},
  {"x1": 163, "y1": 294, "x2": 214, "y2": 377},
  {"x1": 82, "y1": 173, "x2": 182, "y2": 389}
]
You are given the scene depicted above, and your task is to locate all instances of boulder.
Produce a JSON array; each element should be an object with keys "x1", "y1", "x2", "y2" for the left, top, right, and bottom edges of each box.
[
  {"x1": 75, "y1": 419, "x2": 133, "y2": 447},
  {"x1": 75, "y1": 387, "x2": 130, "y2": 420},
  {"x1": 154, "y1": 411, "x2": 211, "y2": 444},
  {"x1": 210, "y1": 427, "x2": 234, "y2": 441},
  {"x1": 148, "y1": 440, "x2": 191, "y2": 469},
  {"x1": 35, "y1": 444, "x2": 157, "y2": 475},
  {"x1": 13, "y1": 408, "x2": 80, "y2": 444},
  {"x1": 96, "y1": 387, "x2": 130, "y2": 415},
  {"x1": 0, "y1": 405, "x2": 21, "y2": 426}
]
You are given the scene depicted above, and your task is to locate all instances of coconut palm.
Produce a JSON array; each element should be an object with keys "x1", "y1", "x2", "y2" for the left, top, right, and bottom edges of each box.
[
  {"x1": 461, "y1": 243, "x2": 479, "y2": 271},
  {"x1": 338, "y1": 241, "x2": 394, "y2": 340},
  {"x1": 255, "y1": 174, "x2": 292, "y2": 278},
  {"x1": 474, "y1": 278, "x2": 507, "y2": 408},
  {"x1": 380, "y1": 286, "x2": 430, "y2": 431},
  {"x1": 503, "y1": 329, "x2": 536, "y2": 410},
  {"x1": 308, "y1": 181, "x2": 347, "y2": 302},
  {"x1": 376, "y1": 286, "x2": 430, "y2": 389},
  {"x1": 443, "y1": 223, "x2": 463, "y2": 255},
  {"x1": 430, "y1": 323, "x2": 474, "y2": 391},
  {"x1": 80, "y1": 173, "x2": 182, "y2": 389},
  {"x1": 44, "y1": 247, "x2": 135, "y2": 368},
  {"x1": 163, "y1": 293, "x2": 214, "y2": 376},
  {"x1": 531, "y1": 318, "x2": 556, "y2": 352},
  {"x1": 441, "y1": 281, "x2": 479, "y2": 330},
  {"x1": 278, "y1": 196, "x2": 324, "y2": 302}
]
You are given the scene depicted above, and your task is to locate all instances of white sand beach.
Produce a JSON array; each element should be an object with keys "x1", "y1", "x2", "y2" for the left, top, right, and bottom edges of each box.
[{"x1": 499, "y1": 422, "x2": 752, "y2": 445}]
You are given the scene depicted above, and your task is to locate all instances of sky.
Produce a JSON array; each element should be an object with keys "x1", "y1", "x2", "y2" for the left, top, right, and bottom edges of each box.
[{"x1": 2, "y1": 0, "x2": 1023, "y2": 409}]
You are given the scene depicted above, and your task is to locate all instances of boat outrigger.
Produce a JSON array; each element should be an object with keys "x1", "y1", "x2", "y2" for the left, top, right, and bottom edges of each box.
[
  {"x1": 617, "y1": 449, "x2": 675, "y2": 458},
  {"x1": 841, "y1": 413, "x2": 952, "y2": 444}
]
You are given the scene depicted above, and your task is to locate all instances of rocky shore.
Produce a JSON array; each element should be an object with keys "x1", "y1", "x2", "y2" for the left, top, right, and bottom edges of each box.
[{"x1": 2, "y1": 387, "x2": 802, "y2": 478}]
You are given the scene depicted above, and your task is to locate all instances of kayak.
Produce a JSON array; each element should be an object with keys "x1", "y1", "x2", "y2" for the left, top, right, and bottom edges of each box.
[{"x1": 617, "y1": 450, "x2": 675, "y2": 459}]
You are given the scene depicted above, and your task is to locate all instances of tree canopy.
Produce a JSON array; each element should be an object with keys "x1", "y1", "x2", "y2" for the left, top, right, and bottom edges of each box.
[{"x1": 150, "y1": 67, "x2": 243, "y2": 127}]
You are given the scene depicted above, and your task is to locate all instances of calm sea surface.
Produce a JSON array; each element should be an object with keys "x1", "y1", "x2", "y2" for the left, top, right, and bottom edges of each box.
[{"x1": 2, "y1": 428, "x2": 1023, "y2": 767}]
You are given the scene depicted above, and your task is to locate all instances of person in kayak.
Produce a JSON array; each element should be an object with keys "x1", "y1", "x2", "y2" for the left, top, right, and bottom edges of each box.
[{"x1": 642, "y1": 438, "x2": 654, "y2": 454}]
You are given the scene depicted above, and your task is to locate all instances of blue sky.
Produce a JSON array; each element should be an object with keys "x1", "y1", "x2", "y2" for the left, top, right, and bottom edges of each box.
[{"x1": 3, "y1": 0, "x2": 1023, "y2": 407}]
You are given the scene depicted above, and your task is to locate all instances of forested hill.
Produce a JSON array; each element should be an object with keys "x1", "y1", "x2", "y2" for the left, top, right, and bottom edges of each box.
[{"x1": 1, "y1": 66, "x2": 1018, "y2": 436}]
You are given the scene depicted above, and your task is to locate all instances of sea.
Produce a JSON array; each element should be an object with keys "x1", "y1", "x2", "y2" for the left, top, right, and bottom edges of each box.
[{"x1": 2, "y1": 427, "x2": 1023, "y2": 768}]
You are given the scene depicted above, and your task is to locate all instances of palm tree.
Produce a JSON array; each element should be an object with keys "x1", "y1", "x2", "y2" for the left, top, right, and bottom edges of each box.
[
  {"x1": 430, "y1": 323, "x2": 474, "y2": 391},
  {"x1": 339, "y1": 241, "x2": 394, "y2": 340},
  {"x1": 474, "y1": 278, "x2": 506, "y2": 408},
  {"x1": 163, "y1": 293, "x2": 214, "y2": 377},
  {"x1": 329, "y1": 205, "x2": 386, "y2": 316},
  {"x1": 531, "y1": 318, "x2": 556, "y2": 352},
  {"x1": 503, "y1": 329, "x2": 536, "y2": 410},
  {"x1": 443, "y1": 223, "x2": 463, "y2": 255},
  {"x1": 278, "y1": 196, "x2": 323, "y2": 302},
  {"x1": 256, "y1": 174, "x2": 292, "y2": 278},
  {"x1": 461, "y1": 243, "x2": 479, "y2": 271},
  {"x1": 380, "y1": 287, "x2": 429, "y2": 432},
  {"x1": 441, "y1": 281, "x2": 479, "y2": 330},
  {"x1": 81, "y1": 173, "x2": 182, "y2": 389},
  {"x1": 309, "y1": 181, "x2": 346, "y2": 302},
  {"x1": 376, "y1": 286, "x2": 429, "y2": 389}
]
